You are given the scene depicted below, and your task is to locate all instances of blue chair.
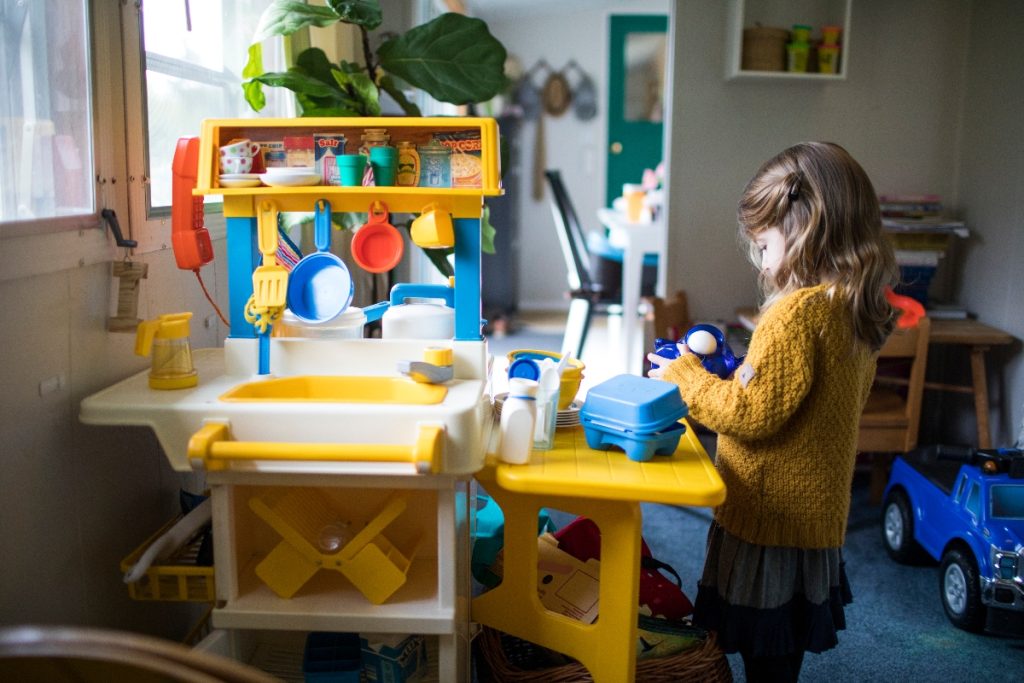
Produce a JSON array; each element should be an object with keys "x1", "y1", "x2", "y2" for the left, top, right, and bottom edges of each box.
[{"x1": 545, "y1": 170, "x2": 657, "y2": 359}]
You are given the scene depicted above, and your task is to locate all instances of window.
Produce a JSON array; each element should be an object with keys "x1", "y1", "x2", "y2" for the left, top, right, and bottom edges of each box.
[
  {"x1": 0, "y1": 0, "x2": 93, "y2": 226},
  {"x1": 965, "y1": 483, "x2": 981, "y2": 519},
  {"x1": 135, "y1": 0, "x2": 293, "y2": 211}
]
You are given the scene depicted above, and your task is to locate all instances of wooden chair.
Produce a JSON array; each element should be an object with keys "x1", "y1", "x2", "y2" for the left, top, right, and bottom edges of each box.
[
  {"x1": 859, "y1": 316, "x2": 931, "y2": 503},
  {"x1": 646, "y1": 291, "x2": 691, "y2": 343}
]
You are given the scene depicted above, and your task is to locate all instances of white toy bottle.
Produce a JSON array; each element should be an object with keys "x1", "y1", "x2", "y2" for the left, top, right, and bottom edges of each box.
[{"x1": 499, "y1": 378, "x2": 538, "y2": 464}]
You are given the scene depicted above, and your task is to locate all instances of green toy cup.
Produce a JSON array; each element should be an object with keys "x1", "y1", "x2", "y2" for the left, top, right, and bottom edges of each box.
[
  {"x1": 369, "y1": 145, "x2": 397, "y2": 186},
  {"x1": 336, "y1": 154, "x2": 367, "y2": 187}
]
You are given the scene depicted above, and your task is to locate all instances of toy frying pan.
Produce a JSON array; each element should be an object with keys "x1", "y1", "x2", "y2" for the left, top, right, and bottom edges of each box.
[
  {"x1": 351, "y1": 201, "x2": 405, "y2": 273},
  {"x1": 286, "y1": 199, "x2": 354, "y2": 323}
]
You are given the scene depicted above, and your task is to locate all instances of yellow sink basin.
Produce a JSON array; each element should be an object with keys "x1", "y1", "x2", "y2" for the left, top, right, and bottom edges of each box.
[{"x1": 220, "y1": 375, "x2": 448, "y2": 404}]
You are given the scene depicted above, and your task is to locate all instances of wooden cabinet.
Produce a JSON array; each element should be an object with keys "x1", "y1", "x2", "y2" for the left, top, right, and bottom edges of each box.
[{"x1": 726, "y1": 0, "x2": 853, "y2": 80}]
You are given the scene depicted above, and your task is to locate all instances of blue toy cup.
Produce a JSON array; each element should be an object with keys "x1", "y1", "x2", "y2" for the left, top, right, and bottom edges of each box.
[
  {"x1": 336, "y1": 154, "x2": 367, "y2": 187},
  {"x1": 369, "y1": 145, "x2": 397, "y2": 186}
]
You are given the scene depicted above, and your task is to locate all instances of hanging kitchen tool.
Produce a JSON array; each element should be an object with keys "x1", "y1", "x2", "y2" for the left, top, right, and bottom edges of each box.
[
  {"x1": 351, "y1": 201, "x2": 405, "y2": 274},
  {"x1": 513, "y1": 59, "x2": 548, "y2": 121},
  {"x1": 532, "y1": 64, "x2": 573, "y2": 201},
  {"x1": 286, "y1": 199, "x2": 354, "y2": 323},
  {"x1": 252, "y1": 200, "x2": 287, "y2": 309},
  {"x1": 565, "y1": 59, "x2": 598, "y2": 121}
]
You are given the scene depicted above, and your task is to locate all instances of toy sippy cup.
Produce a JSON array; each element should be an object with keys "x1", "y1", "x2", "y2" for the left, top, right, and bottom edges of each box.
[{"x1": 135, "y1": 312, "x2": 198, "y2": 389}]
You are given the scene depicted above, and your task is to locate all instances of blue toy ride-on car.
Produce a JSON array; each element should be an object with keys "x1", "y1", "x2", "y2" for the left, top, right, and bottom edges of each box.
[{"x1": 881, "y1": 444, "x2": 1024, "y2": 636}]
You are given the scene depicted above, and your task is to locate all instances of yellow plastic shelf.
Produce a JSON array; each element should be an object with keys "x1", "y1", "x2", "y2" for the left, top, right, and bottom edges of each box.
[
  {"x1": 196, "y1": 116, "x2": 502, "y2": 218},
  {"x1": 486, "y1": 421, "x2": 725, "y2": 507}
]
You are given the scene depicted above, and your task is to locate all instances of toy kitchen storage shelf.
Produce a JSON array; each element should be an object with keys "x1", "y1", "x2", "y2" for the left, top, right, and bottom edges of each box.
[
  {"x1": 79, "y1": 116, "x2": 502, "y2": 682},
  {"x1": 726, "y1": 0, "x2": 852, "y2": 80}
]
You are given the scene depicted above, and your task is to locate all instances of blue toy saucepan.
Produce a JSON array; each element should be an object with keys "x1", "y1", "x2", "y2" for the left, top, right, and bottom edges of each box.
[{"x1": 286, "y1": 199, "x2": 354, "y2": 323}]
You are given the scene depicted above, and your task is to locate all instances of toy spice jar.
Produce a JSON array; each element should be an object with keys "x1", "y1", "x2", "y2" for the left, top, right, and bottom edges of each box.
[
  {"x1": 359, "y1": 128, "x2": 391, "y2": 156},
  {"x1": 395, "y1": 141, "x2": 420, "y2": 187},
  {"x1": 417, "y1": 138, "x2": 451, "y2": 188}
]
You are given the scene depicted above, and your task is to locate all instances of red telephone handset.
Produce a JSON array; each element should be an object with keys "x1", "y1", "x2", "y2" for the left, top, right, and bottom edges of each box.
[{"x1": 171, "y1": 136, "x2": 214, "y2": 271}]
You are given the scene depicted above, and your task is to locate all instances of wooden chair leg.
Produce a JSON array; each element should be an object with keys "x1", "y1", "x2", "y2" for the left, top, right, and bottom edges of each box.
[{"x1": 869, "y1": 453, "x2": 893, "y2": 505}]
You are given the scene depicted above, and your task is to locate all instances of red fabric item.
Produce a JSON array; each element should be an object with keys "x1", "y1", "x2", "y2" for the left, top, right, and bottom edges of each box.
[{"x1": 552, "y1": 516, "x2": 694, "y2": 620}]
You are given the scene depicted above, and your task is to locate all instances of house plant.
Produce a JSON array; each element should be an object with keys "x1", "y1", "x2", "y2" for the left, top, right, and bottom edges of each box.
[{"x1": 242, "y1": 0, "x2": 510, "y2": 276}]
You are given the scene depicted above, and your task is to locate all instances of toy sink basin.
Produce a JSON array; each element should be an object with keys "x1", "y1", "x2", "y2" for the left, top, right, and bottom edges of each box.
[
  {"x1": 580, "y1": 374, "x2": 687, "y2": 435},
  {"x1": 220, "y1": 375, "x2": 447, "y2": 404}
]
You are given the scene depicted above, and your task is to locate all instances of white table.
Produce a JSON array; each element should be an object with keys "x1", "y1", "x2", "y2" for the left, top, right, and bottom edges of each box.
[{"x1": 596, "y1": 207, "x2": 667, "y2": 374}]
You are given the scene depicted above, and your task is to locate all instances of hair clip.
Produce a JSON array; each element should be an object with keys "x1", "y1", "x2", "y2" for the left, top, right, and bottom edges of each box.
[{"x1": 788, "y1": 176, "x2": 802, "y2": 201}]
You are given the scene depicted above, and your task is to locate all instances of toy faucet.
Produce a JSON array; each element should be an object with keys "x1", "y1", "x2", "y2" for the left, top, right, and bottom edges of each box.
[{"x1": 135, "y1": 312, "x2": 198, "y2": 389}]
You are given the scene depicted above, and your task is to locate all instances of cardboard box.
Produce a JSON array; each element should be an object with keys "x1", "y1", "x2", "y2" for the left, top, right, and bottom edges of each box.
[
  {"x1": 490, "y1": 533, "x2": 601, "y2": 624},
  {"x1": 314, "y1": 134, "x2": 348, "y2": 186},
  {"x1": 360, "y1": 633, "x2": 427, "y2": 683}
]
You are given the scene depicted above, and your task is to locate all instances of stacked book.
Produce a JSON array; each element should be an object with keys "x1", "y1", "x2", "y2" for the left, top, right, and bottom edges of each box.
[{"x1": 879, "y1": 195, "x2": 968, "y2": 311}]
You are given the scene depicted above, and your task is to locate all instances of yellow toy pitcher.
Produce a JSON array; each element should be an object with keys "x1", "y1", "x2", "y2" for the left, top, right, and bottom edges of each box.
[{"x1": 135, "y1": 312, "x2": 198, "y2": 389}]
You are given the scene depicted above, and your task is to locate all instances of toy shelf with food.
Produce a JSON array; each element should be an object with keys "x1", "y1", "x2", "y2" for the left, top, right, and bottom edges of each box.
[{"x1": 196, "y1": 117, "x2": 501, "y2": 216}]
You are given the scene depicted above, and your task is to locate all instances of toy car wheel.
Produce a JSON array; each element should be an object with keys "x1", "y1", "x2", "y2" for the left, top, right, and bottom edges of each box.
[
  {"x1": 881, "y1": 488, "x2": 926, "y2": 564},
  {"x1": 939, "y1": 547, "x2": 986, "y2": 632}
]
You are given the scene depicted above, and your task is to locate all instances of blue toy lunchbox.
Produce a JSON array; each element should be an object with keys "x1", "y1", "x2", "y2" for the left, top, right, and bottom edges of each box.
[{"x1": 580, "y1": 374, "x2": 688, "y2": 462}]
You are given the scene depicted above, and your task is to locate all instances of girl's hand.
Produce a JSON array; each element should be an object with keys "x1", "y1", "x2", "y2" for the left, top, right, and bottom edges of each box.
[
  {"x1": 647, "y1": 344, "x2": 691, "y2": 380},
  {"x1": 647, "y1": 354, "x2": 667, "y2": 379}
]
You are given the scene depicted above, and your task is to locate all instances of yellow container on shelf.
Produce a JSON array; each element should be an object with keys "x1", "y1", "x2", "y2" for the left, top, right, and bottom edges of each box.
[
  {"x1": 818, "y1": 44, "x2": 841, "y2": 74},
  {"x1": 506, "y1": 349, "x2": 585, "y2": 410}
]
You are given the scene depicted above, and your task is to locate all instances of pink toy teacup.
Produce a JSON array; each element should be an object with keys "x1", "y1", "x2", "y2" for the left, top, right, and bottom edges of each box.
[
  {"x1": 220, "y1": 138, "x2": 260, "y2": 158},
  {"x1": 220, "y1": 155, "x2": 254, "y2": 174}
]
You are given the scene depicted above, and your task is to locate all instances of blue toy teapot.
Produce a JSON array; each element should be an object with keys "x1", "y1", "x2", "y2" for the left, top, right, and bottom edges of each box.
[{"x1": 653, "y1": 324, "x2": 744, "y2": 380}]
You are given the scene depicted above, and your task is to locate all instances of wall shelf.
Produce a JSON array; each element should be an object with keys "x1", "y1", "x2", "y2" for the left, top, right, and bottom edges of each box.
[{"x1": 726, "y1": 0, "x2": 853, "y2": 81}]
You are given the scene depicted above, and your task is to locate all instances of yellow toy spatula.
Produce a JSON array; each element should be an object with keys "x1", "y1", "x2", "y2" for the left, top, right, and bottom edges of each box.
[{"x1": 252, "y1": 199, "x2": 287, "y2": 309}]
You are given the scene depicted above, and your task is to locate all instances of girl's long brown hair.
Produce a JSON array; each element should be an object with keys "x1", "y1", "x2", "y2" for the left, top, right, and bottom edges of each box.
[{"x1": 739, "y1": 142, "x2": 897, "y2": 350}]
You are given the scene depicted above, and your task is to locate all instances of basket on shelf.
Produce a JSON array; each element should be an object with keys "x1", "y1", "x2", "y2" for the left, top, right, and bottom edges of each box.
[
  {"x1": 120, "y1": 515, "x2": 216, "y2": 602},
  {"x1": 475, "y1": 625, "x2": 733, "y2": 683}
]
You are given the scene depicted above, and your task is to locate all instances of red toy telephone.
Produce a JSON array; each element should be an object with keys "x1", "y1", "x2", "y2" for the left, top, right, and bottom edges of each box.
[{"x1": 171, "y1": 136, "x2": 214, "y2": 271}]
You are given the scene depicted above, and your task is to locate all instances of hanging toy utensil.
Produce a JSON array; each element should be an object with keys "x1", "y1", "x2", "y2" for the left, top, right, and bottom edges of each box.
[{"x1": 286, "y1": 199, "x2": 354, "y2": 323}]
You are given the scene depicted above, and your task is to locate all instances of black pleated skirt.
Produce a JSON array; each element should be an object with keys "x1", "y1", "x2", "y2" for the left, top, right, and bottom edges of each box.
[{"x1": 692, "y1": 521, "x2": 853, "y2": 658}]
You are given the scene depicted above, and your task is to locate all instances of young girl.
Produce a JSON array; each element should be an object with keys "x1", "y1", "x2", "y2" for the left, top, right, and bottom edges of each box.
[{"x1": 649, "y1": 142, "x2": 897, "y2": 682}]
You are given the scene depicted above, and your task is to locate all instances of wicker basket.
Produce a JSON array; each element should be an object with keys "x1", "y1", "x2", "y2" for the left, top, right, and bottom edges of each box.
[
  {"x1": 741, "y1": 26, "x2": 789, "y2": 71},
  {"x1": 476, "y1": 626, "x2": 733, "y2": 683}
]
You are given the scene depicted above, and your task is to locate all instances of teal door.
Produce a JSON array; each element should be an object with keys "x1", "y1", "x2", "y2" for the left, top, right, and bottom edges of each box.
[{"x1": 606, "y1": 15, "x2": 668, "y2": 206}]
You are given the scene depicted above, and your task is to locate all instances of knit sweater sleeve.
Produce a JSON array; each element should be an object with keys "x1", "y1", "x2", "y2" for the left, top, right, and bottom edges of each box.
[{"x1": 660, "y1": 291, "x2": 817, "y2": 440}]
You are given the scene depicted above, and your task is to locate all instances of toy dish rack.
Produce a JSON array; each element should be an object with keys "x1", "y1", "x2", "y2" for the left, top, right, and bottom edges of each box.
[
  {"x1": 248, "y1": 489, "x2": 420, "y2": 604},
  {"x1": 120, "y1": 515, "x2": 216, "y2": 602}
]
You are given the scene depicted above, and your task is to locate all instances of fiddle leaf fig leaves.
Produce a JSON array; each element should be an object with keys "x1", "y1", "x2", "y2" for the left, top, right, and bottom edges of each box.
[
  {"x1": 325, "y1": 0, "x2": 382, "y2": 31},
  {"x1": 377, "y1": 13, "x2": 507, "y2": 105},
  {"x1": 251, "y1": 1, "x2": 340, "y2": 43}
]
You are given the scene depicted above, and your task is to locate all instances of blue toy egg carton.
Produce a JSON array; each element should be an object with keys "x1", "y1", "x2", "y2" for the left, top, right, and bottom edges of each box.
[{"x1": 580, "y1": 374, "x2": 688, "y2": 462}]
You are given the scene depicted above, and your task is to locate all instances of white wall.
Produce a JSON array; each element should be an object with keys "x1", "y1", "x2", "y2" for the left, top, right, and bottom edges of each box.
[
  {"x1": 0, "y1": 241, "x2": 227, "y2": 635},
  {"x1": 954, "y1": 0, "x2": 1024, "y2": 444},
  {"x1": 477, "y1": 0, "x2": 669, "y2": 310}
]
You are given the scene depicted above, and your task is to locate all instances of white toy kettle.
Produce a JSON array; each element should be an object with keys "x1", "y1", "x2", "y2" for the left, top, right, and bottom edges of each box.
[{"x1": 381, "y1": 283, "x2": 455, "y2": 340}]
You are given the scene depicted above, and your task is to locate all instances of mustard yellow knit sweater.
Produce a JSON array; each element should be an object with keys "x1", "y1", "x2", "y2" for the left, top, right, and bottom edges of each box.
[{"x1": 661, "y1": 284, "x2": 877, "y2": 549}]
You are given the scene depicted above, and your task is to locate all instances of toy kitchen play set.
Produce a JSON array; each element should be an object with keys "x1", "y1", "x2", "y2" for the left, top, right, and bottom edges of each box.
[{"x1": 80, "y1": 117, "x2": 725, "y2": 683}]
